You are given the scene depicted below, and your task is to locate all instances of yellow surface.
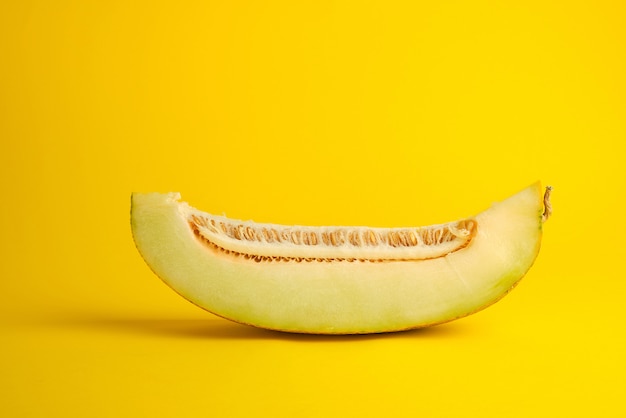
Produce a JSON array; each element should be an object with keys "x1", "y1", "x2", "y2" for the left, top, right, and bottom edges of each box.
[{"x1": 1, "y1": 1, "x2": 624, "y2": 417}]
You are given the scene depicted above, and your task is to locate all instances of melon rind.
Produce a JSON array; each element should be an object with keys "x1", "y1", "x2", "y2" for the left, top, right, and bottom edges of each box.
[{"x1": 131, "y1": 183, "x2": 544, "y2": 334}]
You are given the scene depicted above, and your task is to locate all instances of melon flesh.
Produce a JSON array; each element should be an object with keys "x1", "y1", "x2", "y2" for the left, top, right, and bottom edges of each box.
[{"x1": 131, "y1": 183, "x2": 547, "y2": 334}]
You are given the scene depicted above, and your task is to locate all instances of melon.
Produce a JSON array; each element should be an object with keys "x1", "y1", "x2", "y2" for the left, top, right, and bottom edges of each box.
[{"x1": 131, "y1": 182, "x2": 551, "y2": 334}]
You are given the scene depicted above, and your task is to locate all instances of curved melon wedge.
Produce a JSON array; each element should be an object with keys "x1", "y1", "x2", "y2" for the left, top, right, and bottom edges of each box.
[{"x1": 131, "y1": 182, "x2": 550, "y2": 334}]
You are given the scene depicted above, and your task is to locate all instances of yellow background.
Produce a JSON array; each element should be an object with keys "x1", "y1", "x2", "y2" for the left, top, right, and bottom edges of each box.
[{"x1": 2, "y1": 1, "x2": 625, "y2": 416}]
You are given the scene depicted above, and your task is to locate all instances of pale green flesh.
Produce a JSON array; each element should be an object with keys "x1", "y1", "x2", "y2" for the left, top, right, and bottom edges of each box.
[{"x1": 131, "y1": 183, "x2": 544, "y2": 334}]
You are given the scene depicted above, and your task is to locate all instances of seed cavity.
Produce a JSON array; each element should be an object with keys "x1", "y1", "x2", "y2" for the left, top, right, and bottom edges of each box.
[{"x1": 187, "y1": 212, "x2": 478, "y2": 264}]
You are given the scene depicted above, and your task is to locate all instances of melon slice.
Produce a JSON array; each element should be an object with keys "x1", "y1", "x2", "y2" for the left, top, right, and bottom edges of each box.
[{"x1": 131, "y1": 182, "x2": 551, "y2": 334}]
